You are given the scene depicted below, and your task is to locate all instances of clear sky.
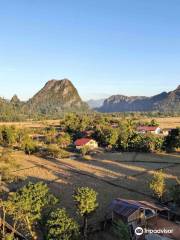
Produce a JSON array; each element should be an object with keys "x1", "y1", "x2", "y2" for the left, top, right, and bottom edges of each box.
[{"x1": 0, "y1": 0, "x2": 180, "y2": 101}]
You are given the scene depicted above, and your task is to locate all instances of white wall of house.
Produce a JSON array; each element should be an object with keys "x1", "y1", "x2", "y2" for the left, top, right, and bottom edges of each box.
[{"x1": 76, "y1": 140, "x2": 98, "y2": 149}]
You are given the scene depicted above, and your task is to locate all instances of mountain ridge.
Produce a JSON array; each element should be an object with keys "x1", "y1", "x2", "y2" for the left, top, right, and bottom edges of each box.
[
  {"x1": 25, "y1": 79, "x2": 88, "y2": 114},
  {"x1": 98, "y1": 85, "x2": 180, "y2": 113},
  {"x1": 0, "y1": 79, "x2": 89, "y2": 119}
]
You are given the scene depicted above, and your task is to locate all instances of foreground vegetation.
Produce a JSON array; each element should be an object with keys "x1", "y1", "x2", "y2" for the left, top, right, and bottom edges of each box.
[{"x1": 0, "y1": 113, "x2": 179, "y2": 239}]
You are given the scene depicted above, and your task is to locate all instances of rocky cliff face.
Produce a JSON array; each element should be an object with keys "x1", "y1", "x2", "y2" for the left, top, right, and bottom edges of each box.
[
  {"x1": 25, "y1": 79, "x2": 88, "y2": 114},
  {"x1": 98, "y1": 85, "x2": 180, "y2": 113}
]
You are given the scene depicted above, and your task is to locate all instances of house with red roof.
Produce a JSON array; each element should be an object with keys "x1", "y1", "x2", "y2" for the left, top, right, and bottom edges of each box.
[
  {"x1": 137, "y1": 126, "x2": 161, "y2": 134},
  {"x1": 74, "y1": 138, "x2": 98, "y2": 150}
]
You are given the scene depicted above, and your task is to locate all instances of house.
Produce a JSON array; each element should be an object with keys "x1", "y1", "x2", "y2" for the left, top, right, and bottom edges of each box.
[
  {"x1": 74, "y1": 138, "x2": 98, "y2": 150},
  {"x1": 106, "y1": 198, "x2": 169, "y2": 239},
  {"x1": 137, "y1": 126, "x2": 161, "y2": 134}
]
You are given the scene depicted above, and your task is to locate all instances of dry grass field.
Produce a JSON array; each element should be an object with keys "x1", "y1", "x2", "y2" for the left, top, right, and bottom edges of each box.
[
  {"x1": 0, "y1": 116, "x2": 179, "y2": 129},
  {"x1": 140, "y1": 116, "x2": 180, "y2": 128},
  {"x1": 5, "y1": 150, "x2": 180, "y2": 226}
]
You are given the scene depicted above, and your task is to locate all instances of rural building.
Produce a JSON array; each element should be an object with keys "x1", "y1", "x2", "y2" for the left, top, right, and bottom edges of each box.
[
  {"x1": 137, "y1": 126, "x2": 161, "y2": 134},
  {"x1": 106, "y1": 198, "x2": 170, "y2": 239},
  {"x1": 74, "y1": 138, "x2": 98, "y2": 150}
]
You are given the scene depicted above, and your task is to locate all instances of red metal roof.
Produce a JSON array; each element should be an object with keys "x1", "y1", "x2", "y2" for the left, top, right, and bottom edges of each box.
[
  {"x1": 74, "y1": 138, "x2": 92, "y2": 146},
  {"x1": 137, "y1": 126, "x2": 158, "y2": 132}
]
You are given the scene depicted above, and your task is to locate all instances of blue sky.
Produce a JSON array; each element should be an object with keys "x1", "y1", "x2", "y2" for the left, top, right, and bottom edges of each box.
[{"x1": 0, "y1": 0, "x2": 180, "y2": 101}]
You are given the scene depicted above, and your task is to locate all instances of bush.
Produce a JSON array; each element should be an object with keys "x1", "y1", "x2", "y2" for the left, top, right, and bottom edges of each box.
[
  {"x1": 149, "y1": 170, "x2": 166, "y2": 201},
  {"x1": 80, "y1": 146, "x2": 90, "y2": 156},
  {"x1": 164, "y1": 128, "x2": 180, "y2": 152},
  {"x1": 56, "y1": 133, "x2": 71, "y2": 148},
  {"x1": 0, "y1": 126, "x2": 17, "y2": 147},
  {"x1": 47, "y1": 208, "x2": 80, "y2": 240},
  {"x1": 170, "y1": 182, "x2": 180, "y2": 205},
  {"x1": 46, "y1": 144, "x2": 70, "y2": 158},
  {"x1": 127, "y1": 134, "x2": 163, "y2": 152},
  {"x1": 112, "y1": 220, "x2": 130, "y2": 240},
  {"x1": 0, "y1": 148, "x2": 19, "y2": 182},
  {"x1": 21, "y1": 137, "x2": 38, "y2": 155}
]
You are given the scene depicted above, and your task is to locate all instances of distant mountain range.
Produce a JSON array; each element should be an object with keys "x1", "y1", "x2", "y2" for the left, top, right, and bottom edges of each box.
[
  {"x1": 87, "y1": 98, "x2": 105, "y2": 109},
  {"x1": 0, "y1": 80, "x2": 179, "y2": 119},
  {"x1": 97, "y1": 85, "x2": 180, "y2": 113}
]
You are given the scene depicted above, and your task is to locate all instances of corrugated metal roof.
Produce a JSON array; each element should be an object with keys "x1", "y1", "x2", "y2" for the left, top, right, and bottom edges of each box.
[
  {"x1": 108, "y1": 199, "x2": 140, "y2": 218},
  {"x1": 137, "y1": 126, "x2": 158, "y2": 131},
  {"x1": 74, "y1": 138, "x2": 92, "y2": 146},
  {"x1": 108, "y1": 198, "x2": 168, "y2": 218}
]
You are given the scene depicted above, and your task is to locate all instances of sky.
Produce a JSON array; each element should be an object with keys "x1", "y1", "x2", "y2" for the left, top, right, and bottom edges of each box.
[{"x1": 0, "y1": 0, "x2": 180, "y2": 101}]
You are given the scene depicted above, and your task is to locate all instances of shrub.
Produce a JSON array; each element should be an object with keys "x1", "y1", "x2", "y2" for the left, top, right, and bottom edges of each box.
[
  {"x1": 47, "y1": 208, "x2": 79, "y2": 240},
  {"x1": 149, "y1": 170, "x2": 166, "y2": 201},
  {"x1": 112, "y1": 220, "x2": 130, "y2": 240},
  {"x1": 0, "y1": 126, "x2": 17, "y2": 147},
  {"x1": 80, "y1": 146, "x2": 90, "y2": 156},
  {"x1": 21, "y1": 137, "x2": 38, "y2": 155},
  {"x1": 164, "y1": 128, "x2": 180, "y2": 152},
  {"x1": 169, "y1": 182, "x2": 180, "y2": 205},
  {"x1": 46, "y1": 144, "x2": 70, "y2": 158},
  {"x1": 56, "y1": 133, "x2": 71, "y2": 148}
]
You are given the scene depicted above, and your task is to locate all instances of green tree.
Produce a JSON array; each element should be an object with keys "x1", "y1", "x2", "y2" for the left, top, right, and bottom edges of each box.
[
  {"x1": 149, "y1": 170, "x2": 166, "y2": 202},
  {"x1": 73, "y1": 187, "x2": 98, "y2": 239},
  {"x1": 46, "y1": 144, "x2": 70, "y2": 158},
  {"x1": 80, "y1": 146, "x2": 90, "y2": 156},
  {"x1": 47, "y1": 208, "x2": 79, "y2": 240},
  {"x1": 46, "y1": 144, "x2": 60, "y2": 158},
  {"x1": 0, "y1": 126, "x2": 17, "y2": 147},
  {"x1": 149, "y1": 119, "x2": 159, "y2": 126},
  {"x1": 170, "y1": 179, "x2": 180, "y2": 205},
  {"x1": 5, "y1": 182, "x2": 58, "y2": 239},
  {"x1": 57, "y1": 133, "x2": 71, "y2": 148},
  {"x1": 21, "y1": 136, "x2": 37, "y2": 155},
  {"x1": 0, "y1": 148, "x2": 19, "y2": 182},
  {"x1": 164, "y1": 128, "x2": 180, "y2": 152},
  {"x1": 113, "y1": 220, "x2": 130, "y2": 240}
]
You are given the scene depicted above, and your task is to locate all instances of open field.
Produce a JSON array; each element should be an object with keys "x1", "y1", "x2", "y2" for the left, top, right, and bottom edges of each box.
[
  {"x1": 0, "y1": 120, "x2": 60, "y2": 128},
  {"x1": 141, "y1": 116, "x2": 180, "y2": 129},
  {"x1": 0, "y1": 116, "x2": 179, "y2": 129},
  {"x1": 5, "y1": 150, "x2": 180, "y2": 225}
]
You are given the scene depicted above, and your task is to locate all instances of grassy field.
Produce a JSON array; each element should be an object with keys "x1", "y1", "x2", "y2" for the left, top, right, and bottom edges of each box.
[
  {"x1": 0, "y1": 116, "x2": 179, "y2": 129},
  {"x1": 141, "y1": 116, "x2": 180, "y2": 128},
  {"x1": 6, "y1": 150, "x2": 180, "y2": 226}
]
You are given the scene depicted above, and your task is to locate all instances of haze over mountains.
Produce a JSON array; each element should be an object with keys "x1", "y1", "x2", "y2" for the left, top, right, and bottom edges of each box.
[
  {"x1": 87, "y1": 99, "x2": 105, "y2": 109},
  {"x1": 0, "y1": 79, "x2": 179, "y2": 119},
  {"x1": 98, "y1": 85, "x2": 180, "y2": 113}
]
